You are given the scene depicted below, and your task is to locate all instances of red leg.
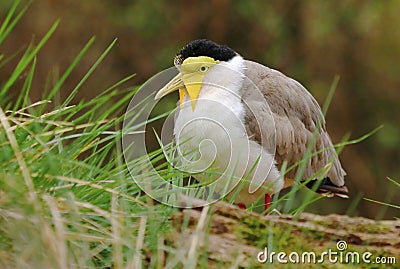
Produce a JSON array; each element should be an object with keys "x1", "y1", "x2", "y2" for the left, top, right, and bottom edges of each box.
[
  {"x1": 238, "y1": 203, "x2": 246, "y2": 209},
  {"x1": 264, "y1": 194, "x2": 271, "y2": 215}
]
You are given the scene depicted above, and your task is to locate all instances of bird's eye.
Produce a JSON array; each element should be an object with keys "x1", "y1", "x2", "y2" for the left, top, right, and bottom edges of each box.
[{"x1": 199, "y1": 66, "x2": 208, "y2": 72}]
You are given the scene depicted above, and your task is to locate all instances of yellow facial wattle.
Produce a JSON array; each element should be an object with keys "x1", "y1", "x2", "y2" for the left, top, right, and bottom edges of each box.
[{"x1": 155, "y1": 56, "x2": 219, "y2": 111}]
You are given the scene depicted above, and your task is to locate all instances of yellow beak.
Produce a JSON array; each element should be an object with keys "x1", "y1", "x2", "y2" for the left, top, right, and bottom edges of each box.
[
  {"x1": 154, "y1": 73, "x2": 184, "y2": 100},
  {"x1": 155, "y1": 72, "x2": 205, "y2": 111}
]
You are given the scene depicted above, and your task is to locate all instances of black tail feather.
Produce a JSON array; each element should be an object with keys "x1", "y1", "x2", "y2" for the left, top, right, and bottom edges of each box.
[{"x1": 304, "y1": 177, "x2": 349, "y2": 198}]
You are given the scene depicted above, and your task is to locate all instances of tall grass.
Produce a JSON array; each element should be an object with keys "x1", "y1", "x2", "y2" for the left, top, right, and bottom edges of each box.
[
  {"x1": 0, "y1": 2, "x2": 391, "y2": 269},
  {"x1": 0, "y1": 2, "x2": 166, "y2": 268}
]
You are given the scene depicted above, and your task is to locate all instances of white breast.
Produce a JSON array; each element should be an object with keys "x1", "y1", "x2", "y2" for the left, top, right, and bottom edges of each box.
[
  {"x1": 174, "y1": 85, "x2": 246, "y2": 171},
  {"x1": 173, "y1": 57, "x2": 283, "y2": 204}
]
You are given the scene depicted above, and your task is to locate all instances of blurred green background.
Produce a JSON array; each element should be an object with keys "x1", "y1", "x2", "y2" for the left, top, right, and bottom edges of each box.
[{"x1": 1, "y1": 0, "x2": 398, "y2": 218}]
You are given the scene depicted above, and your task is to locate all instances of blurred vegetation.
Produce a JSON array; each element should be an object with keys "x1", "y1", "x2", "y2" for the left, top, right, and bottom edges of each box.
[{"x1": 0, "y1": 0, "x2": 398, "y2": 218}]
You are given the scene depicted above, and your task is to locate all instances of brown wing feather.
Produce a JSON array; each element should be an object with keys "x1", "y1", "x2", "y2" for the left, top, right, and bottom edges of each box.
[{"x1": 241, "y1": 60, "x2": 347, "y2": 192}]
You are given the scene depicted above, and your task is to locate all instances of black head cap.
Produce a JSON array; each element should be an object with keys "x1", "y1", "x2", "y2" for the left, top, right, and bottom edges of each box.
[{"x1": 175, "y1": 39, "x2": 237, "y2": 65}]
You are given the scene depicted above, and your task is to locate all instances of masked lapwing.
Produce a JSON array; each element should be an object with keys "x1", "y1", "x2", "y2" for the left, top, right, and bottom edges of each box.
[{"x1": 155, "y1": 39, "x2": 348, "y2": 211}]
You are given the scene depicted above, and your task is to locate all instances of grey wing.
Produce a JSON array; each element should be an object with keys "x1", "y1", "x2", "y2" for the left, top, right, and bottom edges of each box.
[{"x1": 241, "y1": 60, "x2": 347, "y2": 195}]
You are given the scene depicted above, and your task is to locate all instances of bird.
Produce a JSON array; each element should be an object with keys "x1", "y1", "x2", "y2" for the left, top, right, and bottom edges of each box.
[{"x1": 155, "y1": 39, "x2": 348, "y2": 212}]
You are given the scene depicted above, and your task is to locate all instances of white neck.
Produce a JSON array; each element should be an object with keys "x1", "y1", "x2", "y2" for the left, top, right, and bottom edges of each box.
[
  {"x1": 202, "y1": 55, "x2": 245, "y2": 95},
  {"x1": 186, "y1": 55, "x2": 244, "y2": 120}
]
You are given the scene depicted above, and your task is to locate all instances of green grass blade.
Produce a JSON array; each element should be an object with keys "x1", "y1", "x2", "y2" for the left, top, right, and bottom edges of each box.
[
  {"x1": 46, "y1": 37, "x2": 96, "y2": 101},
  {"x1": 0, "y1": 45, "x2": 25, "y2": 70},
  {"x1": 1, "y1": 19, "x2": 59, "y2": 96},
  {"x1": 322, "y1": 75, "x2": 340, "y2": 116},
  {"x1": 0, "y1": 0, "x2": 31, "y2": 46},
  {"x1": 62, "y1": 38, "x2": 118, "y2": 107},
  {"x1": 386, "y1": 177, "x2": 400, "y2": 188},
  {"x1": 364, "y1": 198, "x2": 400, "y2": 210},
  {"x1": 334, "y1": 125, "x2": 383, "y2": 148},
  {"x1": 12, "y1": 57, "x2": 36, "y2": 111}
]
